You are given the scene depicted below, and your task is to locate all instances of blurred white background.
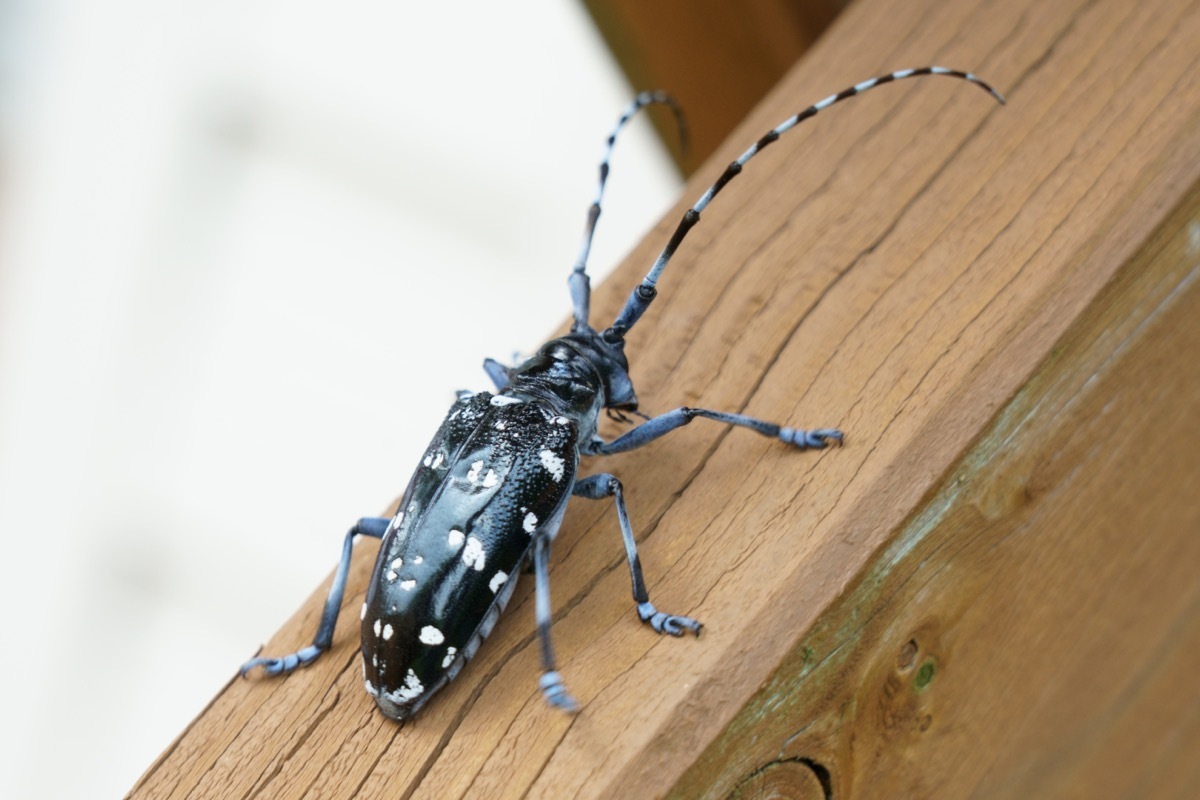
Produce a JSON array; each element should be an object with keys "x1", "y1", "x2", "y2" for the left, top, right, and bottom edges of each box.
[{"x1": 0, "y1": 1, "x2": 679, "y2": 796}]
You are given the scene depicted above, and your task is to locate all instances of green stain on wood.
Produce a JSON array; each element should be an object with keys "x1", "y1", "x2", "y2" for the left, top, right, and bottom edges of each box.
[{"x1": 914, "y1": 660, "x2": 936, "y2": 691}]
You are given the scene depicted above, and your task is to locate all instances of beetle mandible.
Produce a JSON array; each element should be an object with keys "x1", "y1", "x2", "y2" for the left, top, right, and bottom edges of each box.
[{"x1": 241, "y1": 67, "x2": 1005, "y2": 719}]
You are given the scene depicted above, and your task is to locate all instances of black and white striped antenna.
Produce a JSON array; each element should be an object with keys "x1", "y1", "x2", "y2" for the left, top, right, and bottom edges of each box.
[
  {"x1": 569, "y1": 91, "x2": 688, "y2": 332},
  {"x1": 602, "y1": 66, "x2": 1005, "y2": 344}
]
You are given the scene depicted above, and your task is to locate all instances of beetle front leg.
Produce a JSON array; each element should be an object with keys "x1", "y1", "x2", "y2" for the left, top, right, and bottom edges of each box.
[
  {"x1": 532, "y1": 533, "x2": 578, "y2": 713},
  {"x1": 241, "y1": 516, "x2": 391, "y2": 678},
  {"x1": 573, "y1": 474, "x2": 702, "y2": 636}
]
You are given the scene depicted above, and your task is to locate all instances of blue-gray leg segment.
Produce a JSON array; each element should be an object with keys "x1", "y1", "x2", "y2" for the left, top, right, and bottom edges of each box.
[
  {"x1": 532, "y1": 534, "x2": 578, "y2": 713},
  {"x1": 585, "y1": 406, "x2": 843, "y2": 456},
  {"x1": 573, "y1": 474, "x2": 702, "y2": 636},
  {"x1": 483, "y1": 358, "x2": 511, "y2": 391},
  {"x1": 240, "y1": 516, "x2": 390, "y2": 678}
]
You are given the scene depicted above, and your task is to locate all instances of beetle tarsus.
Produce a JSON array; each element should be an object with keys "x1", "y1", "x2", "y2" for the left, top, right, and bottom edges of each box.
[
  {"x1": 240, "y1": 644, "x2": 323, "y2": 678},
  {"x1": 779, "y1": 427, "x2": 844, "y2": 449},
  {"x1": 540, "y1": 671, "x2": 579, "y2": 714},
  {"x1": 637, "y1": 601, "x2": 702, "y2": 637}
]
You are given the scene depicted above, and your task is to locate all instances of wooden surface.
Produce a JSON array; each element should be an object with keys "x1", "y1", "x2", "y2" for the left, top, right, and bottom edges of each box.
[
  {"x1": 581, "y1": 0, "x2": 847, "y2": 173},
  {"x1": 131, "y1": 0, "x2": 1200, "y2": 796}
]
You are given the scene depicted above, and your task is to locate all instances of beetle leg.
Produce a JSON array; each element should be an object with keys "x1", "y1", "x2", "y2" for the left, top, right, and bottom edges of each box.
[
  {"x1": 585, "y1": 406, "x2": 843, "y2": 456},
  {"x1": 532, "y1": 533, "x2": 578, "y2": 713},
  {"x1": 482, "y1": 358, "x2": 511, "y2": 391},
  {"x1": 573, "y1": 474, "x2": 702, "y2": 637},
  {"x1": 241, "y1": 516, "x2": 391, "y2": 678}
]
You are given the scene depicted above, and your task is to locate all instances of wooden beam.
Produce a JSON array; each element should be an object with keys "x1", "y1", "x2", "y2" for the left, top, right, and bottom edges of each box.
[{"x1": 131, "y1": 0, "x2": 1200, "y2": 796}]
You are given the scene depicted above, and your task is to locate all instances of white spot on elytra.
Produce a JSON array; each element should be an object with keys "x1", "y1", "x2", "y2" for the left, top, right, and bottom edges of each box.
[
  {"x1": 554, "y1": 416, "x2": 569, "y2": 425},
  {"x1": 430, "y1": 452, "x2": 445, "y2": 469},
  {"x1": 382, "y1": 623, "x2": 394, "y2": 641},
  {"x1": 419, "y1": 625, "x2": 445, "y2": 645},
  {"x1": 462, "y1": 536, "x2": 486, "y2": 571},
  {"x1": 400, "y1": 579, "x2": 416, "y2": 591},
  {"x1": 466, "y1": 460, "x2": 483, "y2": 484},
  {"x1": 539, "y1": 449, "x2": 565, "y2": 482},
  {"x1": 360, "y1": 602, "x2": 367, "y2": 620},
  {"x1": 388, "y1": 511, "x2": 404, "y2": 532},
  {"x1": 387, "y1": 570, "x2": 397, "y2": 582},
  {"x1": 364, "y1": 680, "x2": 379, "y2": 697},
  {"x1": 482, "y1": 469, "x2": 499, "y2": 488},
  {"x1": 490, "y1": 394, "x2": 521, "y2": 406},
  {"x1": 489, "y1": 571, "x2": 508, "y2": 594},
  {"x1": 384, "y1": 669, "x2": 424, "y2": 703},
  {"x1": 412, "y1": 556, "x2": 423, "y2": 564},
  {"x1": 448, "y1": 528, "x2": 465, "y2": 549},
  {"x1": 373, "y1": 619, "x2": 382, "y2": 637},
  {"x1": 441, "y1": 647, "x2": 458, "y2": 669},
  {"x1": 422, "y1": 453, "x2": 432, "y2": 467},
  {"x1": 495, "y1": 420, "x2": 506, "y2": 430},
  {"x1": 523, "y1": 512, "x2": 539, "y2": 534}
]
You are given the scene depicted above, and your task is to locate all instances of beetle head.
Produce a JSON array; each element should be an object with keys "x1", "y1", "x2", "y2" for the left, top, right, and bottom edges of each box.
[{"x1": 563, "y1": 331, "x2": 637, "y2": 411}]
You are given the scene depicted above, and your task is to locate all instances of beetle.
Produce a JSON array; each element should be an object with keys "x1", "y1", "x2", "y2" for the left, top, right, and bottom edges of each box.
[{"x1": 241, "y1": 67, "x2": 1004, "y2": 720}]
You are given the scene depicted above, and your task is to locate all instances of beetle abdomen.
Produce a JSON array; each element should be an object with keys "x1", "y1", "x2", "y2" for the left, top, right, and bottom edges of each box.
[{"x1": 362, "y1": 392, "x2": 578, "y2": 719}]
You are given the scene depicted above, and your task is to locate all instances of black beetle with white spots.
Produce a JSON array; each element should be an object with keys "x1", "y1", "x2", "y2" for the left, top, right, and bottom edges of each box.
[{"x1": 240, "y1": 67, "x2": 1004, "y2": 720}]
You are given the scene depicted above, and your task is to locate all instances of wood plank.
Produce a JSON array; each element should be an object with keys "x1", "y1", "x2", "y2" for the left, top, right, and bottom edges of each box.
[{"x1": 130, "y1": 0, "x2": 1200, "y2": 796}]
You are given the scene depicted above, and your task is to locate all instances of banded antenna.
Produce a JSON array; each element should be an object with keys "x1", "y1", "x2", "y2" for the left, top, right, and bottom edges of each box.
[
  {"x1": 603, "y1": 66, "x2": 1006, "y2": 344},
  {"x1": 569, "y1": 91, "x2": 688, "y2": 332}
]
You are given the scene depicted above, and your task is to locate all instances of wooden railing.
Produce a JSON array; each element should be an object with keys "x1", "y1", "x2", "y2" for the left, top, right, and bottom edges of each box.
[{"x1": 131, "y1": 0, "x2": 1200, "y2": 796}]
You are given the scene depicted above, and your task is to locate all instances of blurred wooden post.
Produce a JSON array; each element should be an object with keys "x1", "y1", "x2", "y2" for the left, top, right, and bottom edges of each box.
[
  {"x1": 131, "y1": 0, "x2": 1200, "y2": 796},
  {"x1": 581, "y1": 0, "x2": 848, "y2": 174}
]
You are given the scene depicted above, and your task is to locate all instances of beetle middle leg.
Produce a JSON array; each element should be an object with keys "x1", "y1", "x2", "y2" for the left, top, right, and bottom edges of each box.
[
  {"x1": 585, "y1": 407, "x2": 843, "y2": 456},
  {"x1": 532, "y1": 533, "x2": 579, "y2": 712},
  {"x1": 241, "y1": 516, "x2": 390, "y2": 677},
  {"x1": 573, "y1": 473, "x2": 702, "y2": 636}
]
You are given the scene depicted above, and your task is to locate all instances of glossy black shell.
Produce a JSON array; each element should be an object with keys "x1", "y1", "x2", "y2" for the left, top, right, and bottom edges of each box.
[{"x1": 360, "y1": 391, "x2": 578, "y2": 719}]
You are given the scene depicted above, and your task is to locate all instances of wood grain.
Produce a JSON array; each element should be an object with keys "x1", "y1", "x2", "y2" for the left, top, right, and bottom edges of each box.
[{"x1": 131, "y1": 0, "x2": 1200, "y2": 796}]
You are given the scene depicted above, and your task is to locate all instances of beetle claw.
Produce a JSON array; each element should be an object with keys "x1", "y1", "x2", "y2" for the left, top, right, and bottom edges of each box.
[
  {"x1": 638, "y1": 602, "x2": 703, "y2": 637},
  {"x1": 240, "y1": 645, "x2": 322, "y2": 678},
  {"x1": 540, "y1": 671, "x2": 579, "y2": 714}
]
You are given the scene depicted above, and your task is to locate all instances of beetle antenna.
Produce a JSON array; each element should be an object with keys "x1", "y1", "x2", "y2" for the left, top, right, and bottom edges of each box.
[
  {"x1": 570, "y1": 91, "x2": 688, "y2": 333},
  {"x1": 602, "y1": 66, "x2": 1005, "y2": 344}
]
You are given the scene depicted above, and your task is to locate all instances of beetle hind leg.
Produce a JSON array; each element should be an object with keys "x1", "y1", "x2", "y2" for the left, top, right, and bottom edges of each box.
[
  {"x1": 573, "y1": 474, "x2": 703, "y2": 637},
  {"x1": 240, "y1": 516, "x2": 391, "y2": 678}
]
